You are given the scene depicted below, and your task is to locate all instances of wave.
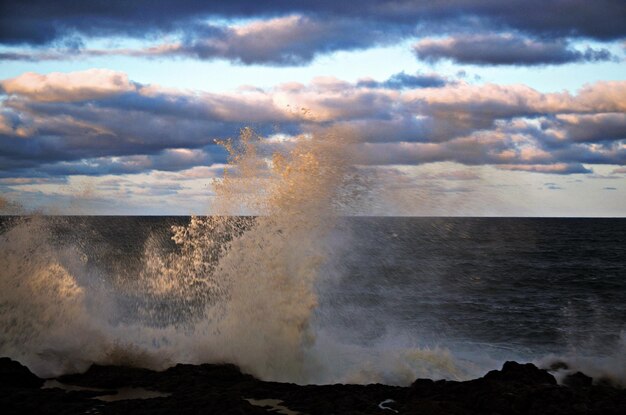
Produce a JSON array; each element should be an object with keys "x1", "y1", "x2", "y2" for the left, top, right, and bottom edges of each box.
[{"x1": 0, "y1": 128, "x2": 624, "y2": 387}]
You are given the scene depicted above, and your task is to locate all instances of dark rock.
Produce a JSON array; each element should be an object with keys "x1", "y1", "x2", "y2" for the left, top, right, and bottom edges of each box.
[
  {"x1": 1, "y1": 358, "x2": 625, "y2": 414},
  {"x1": 596, "y1": 376, "x2": 621, "y2": 388},
  {"x1": 57, "y1": 364, "x2": 156, "y2": 389},
  {"x1": 0, "y1": 357, "x2": 43, "y2": 388},
  {"x1": 563, "y1": 372, "x2": 593, "y2": 388},
  {"x1": 484, "y1": 361, "x2": 557, "y2": 385},
  {"x1": 408, "y1": 378, "x2": 436, "y2": 396}
]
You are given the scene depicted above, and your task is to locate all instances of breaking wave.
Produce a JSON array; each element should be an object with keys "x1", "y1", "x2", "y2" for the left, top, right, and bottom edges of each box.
[{"x1": 0, "y1": 128, "x2": 624, "y2": 387}]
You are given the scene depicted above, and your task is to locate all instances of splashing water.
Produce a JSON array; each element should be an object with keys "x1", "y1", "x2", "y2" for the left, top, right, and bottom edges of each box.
[
  {"x1": 3, "y1": 129, "x2": 623, "y2": 386},
  {"x1": 1, "y1": 127, "x2": 460, "y2": 383}
]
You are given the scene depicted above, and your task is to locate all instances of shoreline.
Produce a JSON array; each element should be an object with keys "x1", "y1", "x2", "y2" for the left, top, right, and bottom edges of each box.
[{"x1": 1, "y1": 357, "x2": 625, "y2": 414}]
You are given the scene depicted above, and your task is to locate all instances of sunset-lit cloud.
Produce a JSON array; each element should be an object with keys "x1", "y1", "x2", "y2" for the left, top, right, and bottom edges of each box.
[
  {"x1": 0, "y1": 69, "x2": 136, "y2": 101},
  {"x1": 1, "y1": 70, "x2": 624, "y2": 183}
]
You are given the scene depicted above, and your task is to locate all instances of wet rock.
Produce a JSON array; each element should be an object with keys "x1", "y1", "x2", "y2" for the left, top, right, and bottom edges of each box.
[
  {"x1": 484, "y1": 361, "x2": 557, "y2": 385},
  {"x1": 408, "y1": 378, "x2": 436, "y2": 397},
  {"x1": 57, "y1": 364, "x2": 156, "y2": 389},
  {"x1": 0, "y1": 358, "x2": 625, "y2": 414},
  {"x1": 563, "y1": 372, "x2": 593, "y2": 388},
  {"x1": 0, "y1": 357, "x2": 43, "y2": 388}
]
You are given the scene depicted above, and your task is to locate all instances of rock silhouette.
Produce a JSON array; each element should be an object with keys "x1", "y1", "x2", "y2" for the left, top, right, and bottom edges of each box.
[{"x1": 1, "y1": 357, "x2": 624, "y2": 414}]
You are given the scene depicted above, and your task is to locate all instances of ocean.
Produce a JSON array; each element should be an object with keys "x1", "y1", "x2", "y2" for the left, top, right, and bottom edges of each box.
[{"x1": 1, "y1": 216, "x2": 624, "y2": 386}]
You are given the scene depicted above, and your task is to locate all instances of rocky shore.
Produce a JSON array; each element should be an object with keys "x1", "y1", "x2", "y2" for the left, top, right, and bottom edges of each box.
[{"x1": 1, "y1": 357, "x2": 624, "y2": 414}]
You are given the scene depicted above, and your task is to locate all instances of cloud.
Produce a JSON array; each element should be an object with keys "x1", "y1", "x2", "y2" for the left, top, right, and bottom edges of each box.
[
  {"x1": 33, "y1": 148, "x2": 218, "y2": 177},
  {"x1": 10, "y1": 16, "x2": 399, "y2": 66},
  {"x1": 0, "y1": 177, "x2": 66, "y2": 185},
  {"x1": 403, "y1": 81, "x2": 626, "y2": 118},
  {"x1": 353, "y1": 135, "x2": 601, "y2": 173},
  {"x1": 413, "y1": 34, "x2": 615, "y2": 66},
  {"x1": 0, "y1": 69, "x2": 136, "y2": 102},
  {"x1": 1, "y1": 69, "x2": 625, "y2": 179},
  {"x1": 498, "y1": 164, "x2": 592, "y2": 174},
  {"x1": 3, "y1": 1, "x2": 625, "y2": 45},
  {"x1": 357, "y1": 71, "x2": 450, "y2": 89},
  {"x1": 1, "y1": 2, "x2": 624, "y2": 66},
  {"x1": 168, "y1": 16, "x2": 401, "y2": 65},
  {"x1": 548, "y1": 113, "x2": 626, "y2": 143},
  {"x1": 0, "y1": 14, "x2": 402, "y2": 66}
]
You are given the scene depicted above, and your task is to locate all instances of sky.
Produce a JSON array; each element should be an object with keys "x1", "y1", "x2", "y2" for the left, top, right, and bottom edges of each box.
[{"x1": 0, "y1": 1, "x2": 624, "y2": 216}]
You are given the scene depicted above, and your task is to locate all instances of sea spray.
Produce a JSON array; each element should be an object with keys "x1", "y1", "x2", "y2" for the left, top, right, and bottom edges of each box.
[
  {"x1": 160, "y1": 127, "x2": 476, "y2": 383},
  {"x1": 0, "y1": 127, "x2": 377, "y2": 381},
  {"x1": 0, "y1": 216, "x2": 110, "y2": 375},
  {"x1": 4, "y1": 130, "x2": 621, "y2": 386},
  {"x1": 182, "y1": 126, "x2": 360, "y2": 381}
]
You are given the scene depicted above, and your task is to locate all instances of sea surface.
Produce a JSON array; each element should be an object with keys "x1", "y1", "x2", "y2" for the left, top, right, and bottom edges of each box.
[{"x1": 1, "y1": 216, "x2": 625, "y2": 385}]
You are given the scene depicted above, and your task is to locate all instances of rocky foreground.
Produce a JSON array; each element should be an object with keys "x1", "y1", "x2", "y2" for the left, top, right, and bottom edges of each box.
[{"x1": 1, "y1": 357, "x2": 625, "y2": 414}]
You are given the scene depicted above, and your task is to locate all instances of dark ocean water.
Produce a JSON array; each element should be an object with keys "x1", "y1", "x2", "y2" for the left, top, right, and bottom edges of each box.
[
  {"x1": 1, "y1": 216, "x2": 625, "y2": 383},
  {"x1": 320, "y1": 217, "x2": 626, "y2": 358}
]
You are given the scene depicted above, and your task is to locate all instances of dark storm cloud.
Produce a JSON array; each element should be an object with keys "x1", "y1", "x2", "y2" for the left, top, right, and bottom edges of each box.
[
  {"x1": 0, "y1": 16, "x2": 404, "y2": 66},
  {"x1": 168, "y1": 17, "x2": 402, "y2": 66},
  {"x1": 3, "y1": 1, "x2": 626, "y2": 45},
  {"x1": 0, "y1": 99, "x2": 232, "y2": 161},
  {"x1": 413, "y1": 35, "x2": 615, "y2": 66},
  {"x1": 1, "y1": 1, "x2": 624, "y2": 66},
  {"x1": 0, "y1": 144, "x2": 227, "y2": 179}
]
